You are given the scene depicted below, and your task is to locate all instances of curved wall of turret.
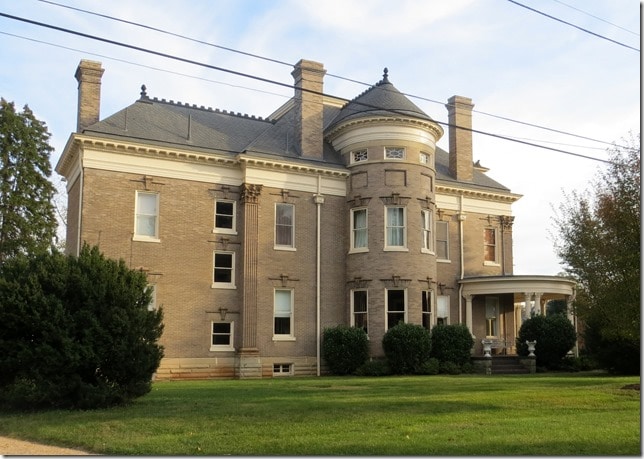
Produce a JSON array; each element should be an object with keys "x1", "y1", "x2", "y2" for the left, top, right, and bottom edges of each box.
[{"x1": 327, "y1": 116, "x2": 444, "y2": 354}]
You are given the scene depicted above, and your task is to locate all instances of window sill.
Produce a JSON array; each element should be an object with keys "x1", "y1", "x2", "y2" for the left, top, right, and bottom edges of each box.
[
  {"x1": 274, "y1": 246, "x2": 296, "y2": 251},
  {"x1": 132, "y1": 235, "x2": 161, "y2": 243},
  {"x1": 421, "y1": 248, "x2": 434, "y2": 254},
  {"x1": 211, "y1": 284, "x2": 236, "y2": 290},
  {"x1": 437, "y1": 258, "x2": 451, "y2": 263},
  {"x1": 484, "y1": 261, "x2": 501, "y2": 267},
  {"x1": 210, "y1": 346, "x2": 235, "y2": 352},
  {"x1": 349, "y1": 248, "x2": 369, "y2": 254},
  {"x1": 212, "y1": 229, "x2": 237, "y2": 235},
  {"x1": 384, "y1": 247, "x2": 409, "y2": 252},
  {"x1": 272, "y1": 336, "x2": 296, "y2": 342}
]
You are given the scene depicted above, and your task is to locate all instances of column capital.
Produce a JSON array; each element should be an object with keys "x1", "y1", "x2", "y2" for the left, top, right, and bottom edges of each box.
[{"x1": 241, "y1": 183, "x2": 262, "y2": 204}]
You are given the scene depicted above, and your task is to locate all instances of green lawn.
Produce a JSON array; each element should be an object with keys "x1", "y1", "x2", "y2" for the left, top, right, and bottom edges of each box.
[{"x1": 0, "y1": 374, "x2": 639, "y2": 455}]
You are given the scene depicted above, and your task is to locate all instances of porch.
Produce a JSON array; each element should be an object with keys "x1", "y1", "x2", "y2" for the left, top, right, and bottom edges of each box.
[{"x1": 458, "y1": 275, "x2": 577, "y2": 357}]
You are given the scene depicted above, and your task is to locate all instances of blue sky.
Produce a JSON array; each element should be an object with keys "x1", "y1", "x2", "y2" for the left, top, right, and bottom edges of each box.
[{"x1": 0, "y1": 0, "x2": 639, "y2": 274}]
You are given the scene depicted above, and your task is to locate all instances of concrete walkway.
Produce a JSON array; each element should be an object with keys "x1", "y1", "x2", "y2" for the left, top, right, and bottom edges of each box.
[{"x1": 0, "y1": 436, "x2": 93, "y2": 455}]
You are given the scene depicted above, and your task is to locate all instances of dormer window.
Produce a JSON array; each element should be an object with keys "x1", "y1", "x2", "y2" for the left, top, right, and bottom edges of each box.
[
  {"x1": 385, "y1": 147, "x2": 405, "y2": 160},
  {"x1": 352, "y1": 149, "x2": 368, "y2": 163}
]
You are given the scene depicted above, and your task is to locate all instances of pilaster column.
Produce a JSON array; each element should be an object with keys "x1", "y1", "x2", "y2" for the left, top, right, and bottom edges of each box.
[
  {"x1": 464, "y1": 294, "x2": 474, "y2": 335},
  {"x1": 240, "y1": 183, "x2": 262, "y2": 352},
  {"x1": 534, "y1": 292, "x2": 543, "y2": 315},
  {"x1": 523, "y1": 292, "x2": 532, "y2": 321}
]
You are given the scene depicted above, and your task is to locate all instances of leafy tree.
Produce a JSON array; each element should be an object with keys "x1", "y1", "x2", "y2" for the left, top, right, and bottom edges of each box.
[
  {"x1": 0, "y1": 99, "x2": 57, "y2": 263},
  {"x1": 553, "y1": 133, "x2": 640, "y2": 374},
  {"x1": 0, "y1": 245, "x2": 164, "y2": 410}
]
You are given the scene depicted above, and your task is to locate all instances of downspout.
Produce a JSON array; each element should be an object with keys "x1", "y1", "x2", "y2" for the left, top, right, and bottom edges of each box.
[
  {"x1": 457, "y1": 194, "x2": 466, "y2": 324},
  {"x1": 314, "y1": 176, "x2": 325, "y2": 376}
]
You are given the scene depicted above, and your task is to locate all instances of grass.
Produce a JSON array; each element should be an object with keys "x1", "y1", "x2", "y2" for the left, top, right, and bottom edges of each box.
[{"x1": 0, "y1": 373, "x2": 639, "y2": 455}]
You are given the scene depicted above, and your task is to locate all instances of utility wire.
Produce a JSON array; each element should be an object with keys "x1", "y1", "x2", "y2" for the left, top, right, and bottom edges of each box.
[
  {"x1": 0, "y1": 12, "x2": 618, "y2": 164},
  {"x1": 506, "y1": 0, "x2": 639, "y2": 52},
  {"x1": 35, "y1": 0, "x2": 623, "y2": 149},
  {"x1": 550, "y1": 0, "x2": 639, "y2": 36}
]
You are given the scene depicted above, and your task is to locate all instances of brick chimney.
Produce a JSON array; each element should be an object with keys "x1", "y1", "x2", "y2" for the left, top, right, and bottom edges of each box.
[
  {"x1": 75, "y1": 60, "x2": 104, "y2": 132},
  {"x1": 291, "y1": 59, "x2": 326, "y2": 159},
  {"x1": 446, "y1": 95, "x2": 474, "y2": 181}
]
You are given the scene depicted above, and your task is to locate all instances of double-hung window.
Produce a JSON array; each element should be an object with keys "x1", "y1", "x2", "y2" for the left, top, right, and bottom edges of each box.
[
  {"x1": 421, "y1": 210, "x2": 432, "y2": 253},
  {"x1": 146, "y1": 284, "x2": 157, "y2": 311},
  {"x1": 485, "y1": 297, "x2": 499, "y2": 337},
  {"x1": 275, "y1": 203, "x2": 295, "y2": 249},
  {"x1": 213, "y1": 251, "x2": 235, "y2": 288},
  {"x1": 422, "y1": 290, "x2": 432, "y2": 330},
  {"x1": 211, "y1": 321, "x2": 234, "y2": 351},
  {"x1": 484, "y1": 228, "x2": 498, "y2": 264},
  {"x1": 214, "y1": 200, "x2": 236, "y2": 234},
  {"x1": 134, "y1": 191, "x2": 159, "y2": 240},
  {"x1": 351, "y1": 208, "x2": 368, "y2": 251},
  {"x1": 385, "y1": 206, "x2": 406, "y2": 249},
  {"x1": 437, "y1": 295, "x2": 450, "y2": 325},
  {"x1": 386, "y1": 289, "x2": 406, "y2": 330},
  {"x1": 436, "y1": 221, "x2": 449, "y2": 260},
  {"x1": 351, "y1": 290, "x2": 368, "y2": 335},
  {"x1": 274, "y1": 289, "x2": 294, "y2": 339}
]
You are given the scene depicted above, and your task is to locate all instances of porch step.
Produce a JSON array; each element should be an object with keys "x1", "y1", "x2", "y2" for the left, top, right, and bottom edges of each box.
[{"x1": 491, "y1": 356, "x2": 529, "y2": 374}]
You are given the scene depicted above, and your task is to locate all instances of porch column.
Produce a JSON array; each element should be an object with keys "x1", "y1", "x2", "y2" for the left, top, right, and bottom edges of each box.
[
  {"x1": 535, "y1": 292, "x2": 544, "y2": 315},
  {"x1": 464, "y1": 294, "x2": 473, "y2": 335},
  {"x1": 523, "y1": 292, "x2": 532, "y2": 320}
]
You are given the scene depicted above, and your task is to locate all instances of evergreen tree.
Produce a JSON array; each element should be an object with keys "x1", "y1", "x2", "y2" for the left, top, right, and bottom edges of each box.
[
  {"x1": 553, "y1": 133, "x2": 640, "y2": 374},
  {"x1": 0, "y1": 99, "x2": 57, "y2": 262}
]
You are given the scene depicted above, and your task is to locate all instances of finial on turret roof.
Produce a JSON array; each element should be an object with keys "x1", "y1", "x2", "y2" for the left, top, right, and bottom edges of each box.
[
  {"x1": 140, "y1": 84, "x2": 148, "y2": 98},
  {"x1": 382, "y1": 67, "x2": 389, "y2": 83}
]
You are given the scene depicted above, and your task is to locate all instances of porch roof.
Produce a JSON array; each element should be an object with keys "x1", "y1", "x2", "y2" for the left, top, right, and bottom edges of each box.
[{"x1": 458, "y1": 275, "x2": 576, "y2": 302}]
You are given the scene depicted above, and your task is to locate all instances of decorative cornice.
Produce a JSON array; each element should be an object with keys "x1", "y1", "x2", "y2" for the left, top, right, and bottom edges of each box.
[
  {"x1": 238, "y1": 156, "x2": 349, "y2": 178},
  {"x1": 436, "y1": 184, "x2": 522, "y2": 203},
  {"x1": 325, "y1": 116, "x2": 444, "y2": 145}
]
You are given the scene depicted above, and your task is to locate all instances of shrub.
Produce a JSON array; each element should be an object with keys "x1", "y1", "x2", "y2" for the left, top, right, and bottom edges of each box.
[
  {"x1": 516, "y1": 314, "x2": 576, "y2": 369},
  {"x1": 439, "y1": 361, "x2": 462, "y2": 375},
  {"x1": 322, "y1": 325, "x2": 369, "y2": 375},
  {"x1": 430, "y1": 324, "x2": 474, "y2": 366},
  {"x1": 0, "y1": 245, "x2": 164, "y2": 410},
  {"x1": 354, "y1": 359, "x2": 392, "y2": 376},
  {"x1": 382, "y1": 323, "x2": 431, "y2": 374},
  {"x1": 417, "y1": 358, "x2": 440, "y2": 375}
]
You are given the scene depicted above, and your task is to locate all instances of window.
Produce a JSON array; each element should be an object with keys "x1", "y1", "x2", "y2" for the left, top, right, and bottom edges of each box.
[
  {"x1": 386, "y1": 289, "x2": 406, "y2": 330},
  {"x1": 146, "y1": 284, "x2": 157, "y2": 311},
  {"x1": 352, "y1": 149, "x2": 368, "y2": 163},
  {"x1": 274, "y1": 289, "x2": 294, "y2": 338},
  {"x1": 211, "y1": 321, "x2": 234, "y2": 351},
  {"x1": 419, "y1": 152, "x2": 430, "y2": 164},
  {"x1": 352, "y1": 290, "x2": 368, "y2": 335},
  {"x1": 421, "y1": 210, "x2": 432, "y2": 252},
  {"x1": 275, "y1": 203, "x2": 295, "y2": 249},
  {"x1": 422, "y1": 290, "x2": 432, "y2": 330},
  {"x1": 484, "y1": 228, "x2": 498, "y2": 264},
  {"x1": 437, "y1": 295, "x2": 450, "y2": 325},
  {"x1": 385, "y1": 147, "x2": 405, "y2": 159},
  {"x1": 273, "y1": 363, "x2": 292, "y2": 376},
  {"x1": 134, "y1": 191, "x2": 159, "y2": 240},
  {"x1": 213, "y1": 251, "x2": 235, "y2": 288},
  {"x1": 486, "y1": 297, "x2": 499, "y2": 337},
  {"x1": 436, "y1": 221, "x2": 449, "y2": 260},
  {"x1": 385, "y1": 207, "x2": 406, "y2": 248},
  {"x1": 351, "y1": 208, "x2": 368, "y2": 251},
  {"x1": 214, "y1": 200, "x2": 236, "y2": 233}
]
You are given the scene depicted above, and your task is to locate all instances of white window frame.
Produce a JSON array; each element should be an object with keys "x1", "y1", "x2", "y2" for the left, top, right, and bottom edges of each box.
[
  {"x1": 273, "y1": 363, "x2": 293, "y2": 376},
  {"x1": 275, "y1": 203, "x2": 295, "y2": 250},
  {"x1": 213, "y1": 199, "x2": 236, "y2": 234},
  {"x1": 385, "y1": 288, "x2": 407, "y2": 330},
  {"x1": 351, "y1": 149, "x2": 368, "y2": 163},
  {"x1": 419, "y1": 152, "x2": 431, "y2": 165},
  {"x1": 133, "y1": 191, "x2": 160, "y2": 242},
  {"x1": 351, "y1": 289, "x2": 369, "y2": 336},
  {"x1": 436, "y1": 220, "x2": 450, "y2": 261},
  {"x1": 273, "y1": 289, "x2": 295, "y2": 341},
  {"x1": 210, "y1": 321, "x2": 235, "y2": 351},
  {"x1": 484, "y1": 227, "x2": 500, "y2": 266},
  {"x1": 146, "y1": 284, "x2": 157, "y2": 311},
  {"x1": 384, "y1": 146, "x2": 405, "y2": 160},
  {"x1": 384, "y1": 206, "x2": 407, "y2": 251},
  {"x1": 437, "y1": 295, "x2": 450, "y2": 325},
  {"x1": 421, "y1": 290, "x2": 433, "y2": 330},
  {"x1": 421, "y1": 209, "x2": 432, "y2": 253},
  {"x1": 350, "y1": 208, "x2": 368, "y2": 252},
  {"x1": 486, "y1": 297, "x2": 499, "y2": 338},
  {"x1": 212, "y1": 251, "x2": 235, "y2": 289}
]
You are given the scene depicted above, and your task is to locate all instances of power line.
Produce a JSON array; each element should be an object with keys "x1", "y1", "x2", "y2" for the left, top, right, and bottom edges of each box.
[
  {"x1": 34, "y1": 0, "x2": 624, "y2": 149},
  {"x1": 506, "y1": 0, "x2": 640, "y2": 52},
  {"x1": 0, "y1": 12, "x2": 617, "y2": 164},
  {"x1": 549, "y1": 0, "x2": 639, "y2": 36}
]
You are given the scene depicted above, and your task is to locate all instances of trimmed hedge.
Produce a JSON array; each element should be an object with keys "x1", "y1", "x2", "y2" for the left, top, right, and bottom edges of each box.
[
  {"x1": 430, "y1": 324, "x2": 474, "y2": 367},
  {"x1": 322, "y1": 325, "x2": 369, "y2": 375},
  {"x1": 382, "y1": 323, "x2": 431, "y2": 374},
  {"x1": 516, "y1": 314, "x2": 576, "y2": 369}
]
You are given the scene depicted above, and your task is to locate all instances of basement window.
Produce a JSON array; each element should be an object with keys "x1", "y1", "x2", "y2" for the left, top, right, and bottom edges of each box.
[{"x1": 273, "y1": 363, "x2": 292, "y2": 376}]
